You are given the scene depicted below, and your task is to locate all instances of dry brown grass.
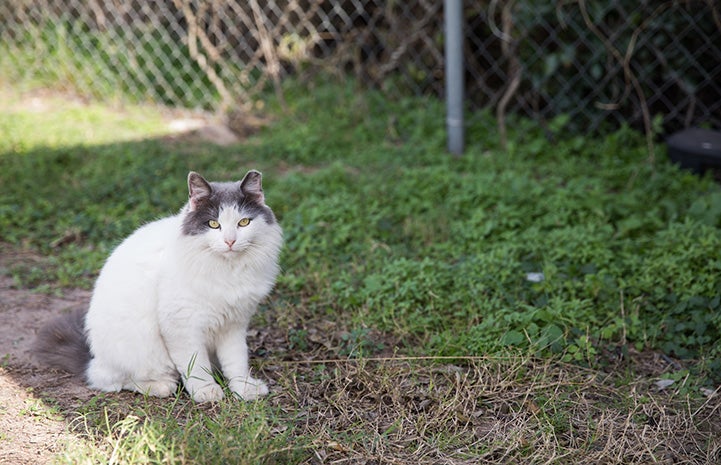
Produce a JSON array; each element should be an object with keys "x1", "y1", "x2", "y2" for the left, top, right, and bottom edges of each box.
[{"x1": 264, "y1": 355, "x2": 721, "y2": 464}]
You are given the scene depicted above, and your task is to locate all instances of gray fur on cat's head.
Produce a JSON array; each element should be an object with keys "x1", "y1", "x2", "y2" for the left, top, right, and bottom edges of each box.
[{"x1": 181, "y1": 170, "x2": 277, "y2": 236}]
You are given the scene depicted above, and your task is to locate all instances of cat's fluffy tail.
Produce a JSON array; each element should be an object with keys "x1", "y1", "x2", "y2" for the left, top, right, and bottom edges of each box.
[{"x1": 33, "y1": 308, "x2": 91, "y2": 376}]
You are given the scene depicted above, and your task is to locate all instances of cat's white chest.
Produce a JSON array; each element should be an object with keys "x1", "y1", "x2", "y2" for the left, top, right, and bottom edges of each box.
[{"x1": 157, "y1": 242, "x2": 275, "y2": 331}]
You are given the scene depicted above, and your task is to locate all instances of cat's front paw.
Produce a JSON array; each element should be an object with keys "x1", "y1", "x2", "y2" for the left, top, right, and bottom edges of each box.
[
  {"x1": 189, "y1": 383, "x2": 224, "y2": 403},
  {"x1": 133, "y1": 380, "x2": 178, "y2": 398},
  {"x1": 229, "y1": 377, "x2": 269, "y2": 401}
]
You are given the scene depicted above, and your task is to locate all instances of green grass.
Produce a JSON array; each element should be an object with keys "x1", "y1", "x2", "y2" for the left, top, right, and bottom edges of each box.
[
  {"x1": 2, "y1": 80, "x2": 721, "y2": 463},
  {"x1": 0, "y1": 95, "x2": 170, "y2": 151},
  {"x1": 58, "y1": 395, "x2": 306, "y2": 464},
  {"x1": 3, "y1": 80, "x2": 721, "y2": 366}
]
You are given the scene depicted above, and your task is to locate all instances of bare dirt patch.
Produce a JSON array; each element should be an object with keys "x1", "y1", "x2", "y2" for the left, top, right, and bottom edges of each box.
[{"x1": 0, "y1": 256, "x2": 93, "y2": 464}]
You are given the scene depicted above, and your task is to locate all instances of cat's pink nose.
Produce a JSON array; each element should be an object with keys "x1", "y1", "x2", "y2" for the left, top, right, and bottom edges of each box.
[{"x1": 225, "y1": 239, "x2": 235, "y2": 248}]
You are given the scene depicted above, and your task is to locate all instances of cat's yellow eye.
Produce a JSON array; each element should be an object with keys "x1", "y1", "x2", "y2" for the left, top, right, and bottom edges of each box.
[
  {"x1": 208, "y1": 219, "x2": 220, "y2": 229},
  {"x1": 238, "y1": 218, "x2": 251, "y2": 227}
]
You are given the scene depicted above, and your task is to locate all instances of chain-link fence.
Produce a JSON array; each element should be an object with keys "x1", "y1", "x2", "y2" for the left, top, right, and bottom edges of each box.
[{"x1": 1, "y1": 0, "x2": 720, "y2": 139}]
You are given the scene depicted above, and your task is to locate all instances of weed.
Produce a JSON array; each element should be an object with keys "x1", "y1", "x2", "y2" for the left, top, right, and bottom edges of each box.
[
  {"x1": 19, "y1": 397, "x2": 62, "y2": 421},
  {"x1": 288, "y1": 328, "x2": 310, "y2": 351},
  {"x1": 338, "y1": 327, "x2": 385, "y2": 357}
]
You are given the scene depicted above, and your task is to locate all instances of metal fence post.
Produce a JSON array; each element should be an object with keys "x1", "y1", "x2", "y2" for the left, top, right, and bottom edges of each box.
[{"x1": 444, "y1": 0, "x2": 464, "y2": 155}]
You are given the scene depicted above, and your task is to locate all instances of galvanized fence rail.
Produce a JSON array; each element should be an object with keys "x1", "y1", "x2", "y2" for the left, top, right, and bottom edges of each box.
[{"x1": 1, "y1": 1, "x2": 719, "y2": 140}]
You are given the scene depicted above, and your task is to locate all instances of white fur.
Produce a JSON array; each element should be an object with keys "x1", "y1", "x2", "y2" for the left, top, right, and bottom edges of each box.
[{"x1": 84, "y1": 203, "x2": 282, "y2": 402}]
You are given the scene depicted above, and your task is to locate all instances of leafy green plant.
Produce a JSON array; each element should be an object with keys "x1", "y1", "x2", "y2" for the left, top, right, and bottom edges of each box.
[{"x1": 339, "y1": 327, "x2": 385, "y2": 357}]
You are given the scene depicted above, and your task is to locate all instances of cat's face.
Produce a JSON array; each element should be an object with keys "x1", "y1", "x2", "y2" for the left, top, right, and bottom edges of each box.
[{"x1": 181, "y1": 171, "x2": 278, "y2": 256}]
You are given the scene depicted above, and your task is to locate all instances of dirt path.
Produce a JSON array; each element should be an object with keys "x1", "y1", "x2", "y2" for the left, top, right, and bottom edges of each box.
[{"x1": 0, "y1": 270, "x2": 93, "y2": 464}]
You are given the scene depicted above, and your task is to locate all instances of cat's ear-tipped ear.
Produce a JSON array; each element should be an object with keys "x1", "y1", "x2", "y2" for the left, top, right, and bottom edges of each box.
[
  {"x1": 240, "y1": 170, "x2": 265, "y2": 203},
  {"x1": 188, "y1": 171, "x2": 212, "y2": 211}
]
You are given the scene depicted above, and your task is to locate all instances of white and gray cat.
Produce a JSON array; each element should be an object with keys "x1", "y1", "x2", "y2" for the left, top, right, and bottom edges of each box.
[{"x1": 33, "y1": 170, "x2": 283, "y2": 402}]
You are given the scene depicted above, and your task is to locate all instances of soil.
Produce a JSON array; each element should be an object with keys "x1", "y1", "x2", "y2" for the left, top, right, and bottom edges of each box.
[{"x1": 0, "y1": 270, "x2": 92, "y2": 464}]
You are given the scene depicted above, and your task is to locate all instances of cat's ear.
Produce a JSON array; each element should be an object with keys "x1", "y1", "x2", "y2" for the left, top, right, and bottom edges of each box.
[
  {"x1": 240, "y1": 170, "x2": 265, "y2": 203},
  {"x1": 187, "y1": 172, "x2": 212, "y2": 211}
]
